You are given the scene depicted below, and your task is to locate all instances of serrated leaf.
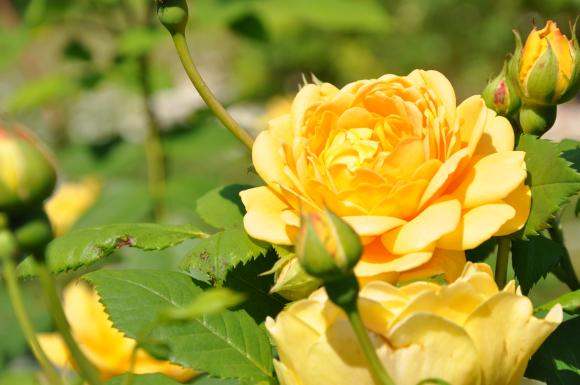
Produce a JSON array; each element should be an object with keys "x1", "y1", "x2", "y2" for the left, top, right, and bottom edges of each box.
[
  {"x1": 558, "y1": 139, "x2": 580, "y2": 172},
  {"x1": 525, "y1": 317, "x2": 580, "y2": 384},
  {"x1": 535, "y1": 290, "x2": 580, "y2": 315},
  {"x1": 223, "y1": 251, "x2": 287, "y2": 322},
  {"x1": 511, "y1": 235, "x2": 565, "y2": 295},
  {"x1": 107, "y1": 374, "x2": 180, "y2": 385},
  {"x1": 85, "y1": 270, "x2": 274, "y2": 381},
  {"x1": 516, "y1": 135, "x2": 580, "y2": 236},
  {"x1": 180, "y1": 228, "x2": 268, "y2": 286},
  {"x1": 196, "y1": 184, "x2": 253, "y2": 229},
  {"x1": 17, "y1": 223, "x2": 205, "y2": 278}
]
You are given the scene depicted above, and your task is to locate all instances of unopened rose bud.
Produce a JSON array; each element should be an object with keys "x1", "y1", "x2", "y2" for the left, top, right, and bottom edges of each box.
[
  {"x1": 0, "y1": 126, "x2": 57, "y2": 212},
  {"x1": 12, "y1": 210, "x2": 53, "y2": 259},
  {"x1": 511, "y1": 20, "x2": 580, "y2": 106},
  {"x1": 157, "y1": 0, "x2": 189, "y2": 36},
  {"x1": 270, "y1": 258, "x2": 321, "y2": 301},
  {"x1": 483, "y1": 61, "x2": 521, "y2": 116},
  {"x1": 296, "y1": 207, "x2": 362, "y2": 282}
]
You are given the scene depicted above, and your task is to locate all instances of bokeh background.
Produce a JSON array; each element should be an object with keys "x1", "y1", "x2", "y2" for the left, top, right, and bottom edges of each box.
[{"x1": 1, "y1": 0, "x2": 579, "y2": 382}]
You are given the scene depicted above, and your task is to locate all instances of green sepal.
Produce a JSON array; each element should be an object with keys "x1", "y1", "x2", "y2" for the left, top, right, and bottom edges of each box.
[
  {"x1": 524, "y1": 42, "x2": 560, "y2": 105},
  {"x1": 518, "y1": 103, "x2": 557, "y2": 136}
]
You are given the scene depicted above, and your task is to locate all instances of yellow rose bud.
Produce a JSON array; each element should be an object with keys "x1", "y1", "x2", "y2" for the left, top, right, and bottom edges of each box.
[
  {"x1": 296, "y1": 208, "x2": 362, "y2": 281},
  {"x1": 266, "y1": 263, "x2": 562, "y2": 385},
  {"x1": 37, "y1": 283, "x2": 197, "y2": 382},
  {"x1": 0, "y1": 125, "x2": 57, "y2": 212},
  {"x1": 241, "y1": 71, "x2": 530, "y2": 286},
  {"x1": 514, "y1": 20, "x2": 580, "y2": 105}
]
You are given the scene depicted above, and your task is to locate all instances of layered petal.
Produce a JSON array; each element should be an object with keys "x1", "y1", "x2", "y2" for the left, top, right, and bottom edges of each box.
[{"x1": 241, "y1": 186, "x2": 293, "y2": 245}]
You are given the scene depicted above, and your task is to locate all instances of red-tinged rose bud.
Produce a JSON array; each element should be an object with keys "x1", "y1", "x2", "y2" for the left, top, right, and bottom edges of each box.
[
  {"x1": 483, "y1": 61, "x2": 521, "y2": 116},
  {"x1": 0, "y1": 125, "x2": 57, "y2": 212}
]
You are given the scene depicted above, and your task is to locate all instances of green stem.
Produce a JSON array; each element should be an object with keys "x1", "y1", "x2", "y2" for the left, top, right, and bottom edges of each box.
[
  {"x1": 495, "y1": 238, "x2": 510, "y2": 289},
  {"x1": 36, "y1": 263, "x2": 104, "y2": 385},
  {"x1": 325, "y1": 275, "x2": 394, "y2": 385},
  {"x1": 0, "y1": 232, "x2": 63, "y2": 385},
  {"x1": 138, "y1": 53, "x2": 167, "y2": 221},
  {"x1": 548, "y1": 218, "x2": 580, "y2": 291},
  {"x1": 170, "y1": 32, "x2": 254, "y2": 150},
  {"x1": 347, "y1": 308, "x2": 395, "y2": 385}
]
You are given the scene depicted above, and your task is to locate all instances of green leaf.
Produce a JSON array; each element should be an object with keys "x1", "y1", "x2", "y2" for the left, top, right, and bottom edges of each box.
[
  {"x1": 526, "y1": 317, "x2": 580, "y2": 384},
  {"x1": 196, "y1": 184, "x2": 253, "y2": 229},
  {"x1": 535, "y1": 290, "x2": 580, "y2": 315},
  {"x1": 192, "y1": 375, "x2": 239, "y2": 385},
  {"x1": 558, "y1": 139, "x2": 580, "y2": 172},
  {"x1": 511, "y1": 235, "x2": 565, "y2": 295},
  {"x1": 180, "y1": 228, "x2": 268, "y2": 286},
  {"x1": 85, "y1": 269, "x2": 274, "y2": 381},
  {"x1": 17, "y1": 223, "x2": 205, "y2": 278},
  {"x1": 160, "y1": 288, "x2": 246, "y2": 321},
  {"x1": 466, "y1": 238, "x2": 497, "y2": 262},
  {"x1": 223, "y1": 251, "x2": 287, "y2": 322},
  {"x1": 516, "y1": 135, "x2": 580, "y2": 236},
  {"x1": 107, "y1": 374, "x2": 180, "y2": 385}
]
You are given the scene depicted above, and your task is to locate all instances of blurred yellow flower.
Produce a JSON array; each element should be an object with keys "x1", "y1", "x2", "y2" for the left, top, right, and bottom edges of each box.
[
  {"x1": 45, "y1": 179, "x2": 100, "y2": 236},
  {"x1": 266, "y1": 263, "x2": 561, "y2": 385},
  {"x1": 37, "y1": 283, "x2": 196, "y2": 382},
  {"x1": 241, "y1": 71, "x2": 530, "y2": 284}
]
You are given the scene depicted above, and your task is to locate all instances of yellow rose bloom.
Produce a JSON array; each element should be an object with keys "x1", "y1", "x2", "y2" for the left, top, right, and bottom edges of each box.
[
  {"x1": 45, "y1": 179, "x2": 101, "y2": 236},
  {"x1": 266, "y1": 263, "x2": 562, "y2": 385},
  {"x1": 37, "y1": 283, "x2": 196, "y2": 382},
  {"x1": 241, "y1": 71, "x2": 530, "y2": 284}
]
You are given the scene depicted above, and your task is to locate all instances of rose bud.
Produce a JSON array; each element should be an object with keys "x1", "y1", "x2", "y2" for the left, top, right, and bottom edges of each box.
[
  {"x1": 511, "y1": 20, "x2": 580, "y2": 106},
  {"x1": 0, "y1": 125, "x2": 57, "y2": 212},
  {"x1": 483, "y1": 61, "x2": 521, "y2": 116},
  {"x1": 296, "y1": 207, "x2": 362, "y2": 282},
  {"x1": 518, "y1": 103, "x2": 557, "y2": 135}
]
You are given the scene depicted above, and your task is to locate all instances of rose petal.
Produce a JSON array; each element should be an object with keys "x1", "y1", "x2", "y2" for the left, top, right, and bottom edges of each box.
[
  {"x1": 343, "y1": 216, "x2": 406, "y2": 236},
  {"x1": 437, "y1": 203, "x2": 515, "y2": 250},
  {"x1": 399, "y1": 248, "x2": 466, "y2": 284},
  {"x1": 382, "y1": 198, "x2": 461, "y2": 254},
  {"x1": 384, "y1": 314, "x2": 482, "y2": 385},
  {"x1": 464, "y1": 294, "x2": 562, "y2": 385},
  {"x1": 241, "y1": 186, "x2": 293, "y2": 245},
  {"x1": 474, "y1": 113, "x2": 515, "y2": 156},
  {"x1": 495, "y1": 184, "x2": 531, "y2": 236},
  {"x1": 451, "y1": 151, "x2": 527, "y2": 208}
]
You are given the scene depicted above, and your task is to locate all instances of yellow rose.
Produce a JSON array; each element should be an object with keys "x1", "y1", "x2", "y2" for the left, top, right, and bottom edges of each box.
[
  {"x1": 38, "y1": 283, "x2": 196, "y2": 382},
  {"x1": 45, "y1": 178, "x2": 101, "y2": 236},
  {"x1": 241, "y1": 71, "x2": 530, "y2": 284},
  {"x1": 517, "y1": 20, "x2": 579, "y2": 105},
  {"x1": 266, "y1": 263, "x2": 562, "y2": 385}
]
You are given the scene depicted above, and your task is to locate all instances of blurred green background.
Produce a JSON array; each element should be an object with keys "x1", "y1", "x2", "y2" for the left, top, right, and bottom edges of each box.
[{"x1": 1, "y1": 0, "x2": 579, "y2": 382}]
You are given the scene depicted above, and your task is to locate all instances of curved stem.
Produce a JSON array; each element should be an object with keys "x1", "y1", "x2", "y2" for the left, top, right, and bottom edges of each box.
[
  {"x1": 170, "y1": 32, "x2": 254, "y2": 150},
  {"x1": 0, "y1": 232, "x2": 63, "y2": 385},
  {"x1": 36, "y1": 263, "x2": 104, "y2": 385},
  {"x1": 495, "y1": 238, "x2": 510, "y2": 289},
  {"x1": 347, "y1": 308, "x2": 395, "y2": 385}
]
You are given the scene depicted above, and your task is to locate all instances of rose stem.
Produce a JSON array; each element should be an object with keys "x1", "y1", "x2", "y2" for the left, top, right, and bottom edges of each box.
[
  {"x1": 37, "y1": 263, "x2": 104, "y2": 385},
  {"x1": 494, "y1": 238, "x2": 510, "y2": 289},
  {"x1": 0, "y1": 231, "x2": 63, "y2": 385},
  {"x1": 170, "y1": 31, "x2": 254, "y2": 150}
]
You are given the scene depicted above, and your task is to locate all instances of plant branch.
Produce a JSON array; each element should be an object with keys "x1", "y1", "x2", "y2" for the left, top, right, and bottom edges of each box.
[
  {"x1": 0, "y1": 232, "x2": 63, "y2": 385},
  {"x1": 37, "y1": 263, "x2": 104, "y2": 385},
  {"x1": 170, "y1": 32, "x2": 254, "y2": 150}
]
